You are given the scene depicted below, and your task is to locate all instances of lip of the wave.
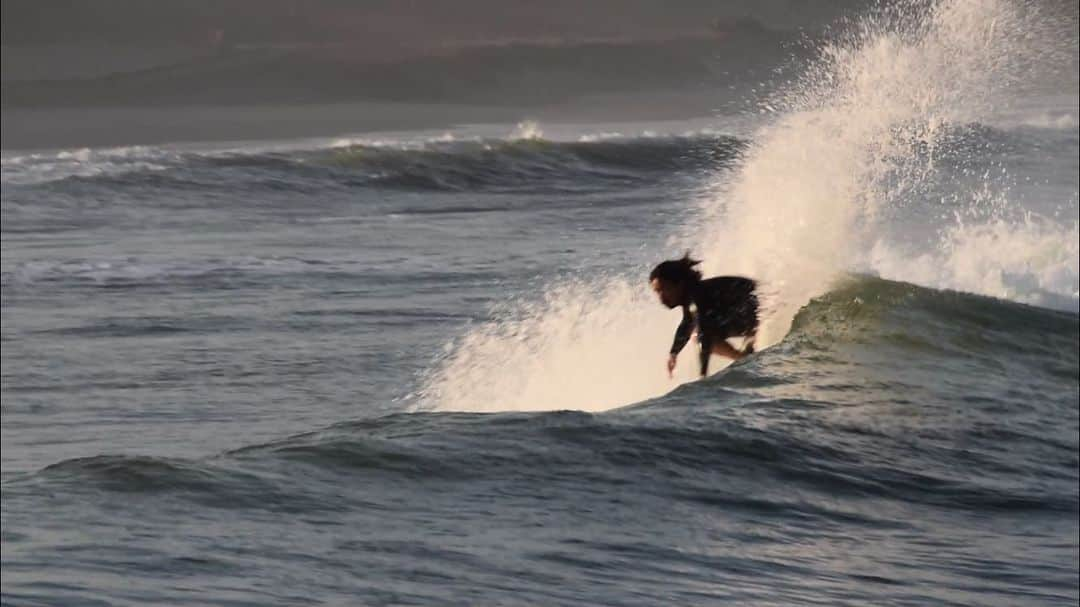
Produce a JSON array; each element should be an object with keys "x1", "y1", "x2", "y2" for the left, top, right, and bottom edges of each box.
[
  {"x1": 779, "y1": 276, "x2": 1080, "y2": 375},
  {"x1": 795, "y1": 274, "x2": 1079, "y2": 323}
]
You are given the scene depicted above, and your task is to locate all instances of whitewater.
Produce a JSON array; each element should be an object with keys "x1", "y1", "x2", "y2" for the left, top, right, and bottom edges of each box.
[{"x1": 421, "y1": 0, "x2": 1078, "y2": 412}]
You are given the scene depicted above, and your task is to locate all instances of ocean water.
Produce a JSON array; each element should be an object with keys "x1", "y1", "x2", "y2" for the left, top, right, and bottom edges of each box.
[{"x1": 2, "y1": 1, "x2": 1078, "y2": 605}]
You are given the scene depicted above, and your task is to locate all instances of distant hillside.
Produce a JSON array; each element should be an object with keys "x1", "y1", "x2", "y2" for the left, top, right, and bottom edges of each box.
[
  {"x1": 2, "y1": 0, "x2": 857, "y2": 48},
  {"x1": 2, "y1": 26, "x2": 812, "y2": 109}
]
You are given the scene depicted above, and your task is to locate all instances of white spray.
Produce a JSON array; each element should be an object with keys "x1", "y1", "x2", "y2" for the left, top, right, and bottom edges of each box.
[{"x1": 421, "y1": 0, "x2": 1078, "y2": 412}]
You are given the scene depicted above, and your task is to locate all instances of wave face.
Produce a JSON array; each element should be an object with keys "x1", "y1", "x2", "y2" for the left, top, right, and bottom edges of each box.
[{"x1": 5, "y1": 277, "x2": 1077, "y2": 605}]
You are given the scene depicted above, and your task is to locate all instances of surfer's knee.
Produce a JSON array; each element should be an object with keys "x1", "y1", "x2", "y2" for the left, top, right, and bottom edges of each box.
[{"x1": 743, "y1": 332, "x2": 756, "y2": 354}]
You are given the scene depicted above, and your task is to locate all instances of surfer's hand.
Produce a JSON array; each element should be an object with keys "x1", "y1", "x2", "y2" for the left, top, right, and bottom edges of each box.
[{"x1": 667, "y1": 354, "x2": 678, "y2": 377}]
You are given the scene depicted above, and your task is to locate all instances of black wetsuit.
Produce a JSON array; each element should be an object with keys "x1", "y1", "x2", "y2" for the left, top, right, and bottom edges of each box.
[{"x1": 669, "y1": 276, "x2": 759, "y2": 376}]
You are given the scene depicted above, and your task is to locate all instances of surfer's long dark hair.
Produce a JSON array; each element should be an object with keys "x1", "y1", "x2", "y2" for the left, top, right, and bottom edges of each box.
[{"x1": 649, "y1": 253, "x2": 703, "y2": 285}]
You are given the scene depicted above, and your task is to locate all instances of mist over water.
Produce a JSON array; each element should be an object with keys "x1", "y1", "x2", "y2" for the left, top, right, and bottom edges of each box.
[{"x1": 421, "y1": 0, "x2": 1079, "y2": 413}]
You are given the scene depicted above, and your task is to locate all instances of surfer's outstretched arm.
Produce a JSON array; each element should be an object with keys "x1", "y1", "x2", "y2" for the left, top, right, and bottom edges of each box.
[
  {"x1": 667, "y1": 307, "x2": 694, "y2": 377},
  {"x1": 669, "y1": 307, "x2": 694, "y2": 355}
]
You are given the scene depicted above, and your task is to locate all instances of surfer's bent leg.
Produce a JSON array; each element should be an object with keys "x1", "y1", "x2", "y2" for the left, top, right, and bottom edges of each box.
[
  {"x1": 742, "y1": 334, "x2": 756, "y2": 355},
  {"x1": 698, "y1": 333, "x2": 712, "y2": 377},
  {"x1": 710, "y1": 339, "x2": 745, "y2": 360},
  {"x1": 723, "y1": 295, "x2": 759, "y2": 356},
  {"x1": 699, "y1": 295, "x2": 759, "y2": 371},
  {"x1": 697, "y1": 334, "x2": 748, "y2": 377}
]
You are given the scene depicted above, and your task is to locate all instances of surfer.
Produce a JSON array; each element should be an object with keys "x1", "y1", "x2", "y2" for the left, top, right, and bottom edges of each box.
[{"x1": 649, "y1": 254, "x2": 759, "y2": 378}]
